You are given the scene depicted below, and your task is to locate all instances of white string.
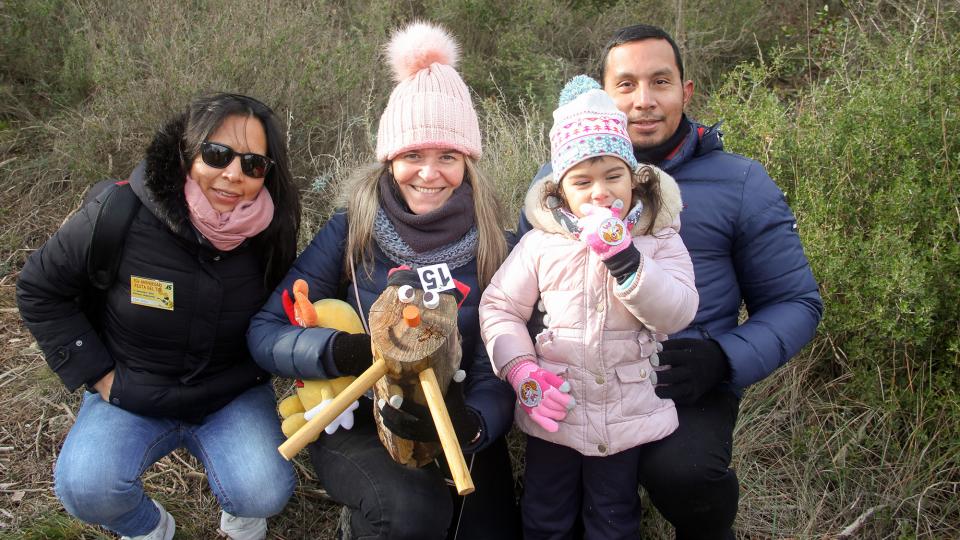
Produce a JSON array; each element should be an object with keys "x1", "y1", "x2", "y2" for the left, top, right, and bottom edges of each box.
[
  {"x1": 348, "y1": 256, "x2": 371, "y2": 335},
  {"x1": 451, "y1": 453, "x2": 476, "y2": 540}
]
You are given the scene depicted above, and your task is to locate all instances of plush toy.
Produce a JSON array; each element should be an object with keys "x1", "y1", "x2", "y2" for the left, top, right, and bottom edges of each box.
[{"x1": 277, "y1": 279, "x2": 365, "y2": 441}]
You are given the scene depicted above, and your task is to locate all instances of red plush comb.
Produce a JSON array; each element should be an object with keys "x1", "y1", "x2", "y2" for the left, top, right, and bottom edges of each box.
[
  {"x1": 387, "y1": 265, "x2": 412, "y2": 277},
  {"x1": 281, "y1": 289, "x2": 298, "y2": 325},
  {"x1": 453, "y1": 279, "x2": 471, "y2": 309}
]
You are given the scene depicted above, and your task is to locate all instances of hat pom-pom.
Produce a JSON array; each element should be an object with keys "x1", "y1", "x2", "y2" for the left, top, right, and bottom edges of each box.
[
  {"x1": 386, "y1": 21, "x2": 460, "y2": 82},
  {"x1": 558, "y1": 75, "x2": 602, "y2": 106}
]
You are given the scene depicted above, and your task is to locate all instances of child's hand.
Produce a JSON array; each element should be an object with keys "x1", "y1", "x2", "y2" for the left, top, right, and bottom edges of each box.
[
  {"x1": 578, "y1": 201, "x2": 631, "y2": 260},
  {"x1": 506, "y1": 359, "x2": 575, "y2": 432}
]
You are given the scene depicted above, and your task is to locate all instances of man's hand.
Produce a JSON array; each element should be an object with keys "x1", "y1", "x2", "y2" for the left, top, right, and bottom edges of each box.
[
  {"x1": 652, "y1": 339, "x2": 729, "y2": 405},
  {"x1": 93, "y1": 370, "x2": 115, "y2": 401}
]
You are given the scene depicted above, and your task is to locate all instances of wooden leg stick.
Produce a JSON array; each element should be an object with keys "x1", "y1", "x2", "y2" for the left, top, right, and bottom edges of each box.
[
  {"x1": 419, "y1": 368, "x2": 475, "y2": 495},
  {"x1": 278, "y1": 358, "x2": 387, "y2": 460}
]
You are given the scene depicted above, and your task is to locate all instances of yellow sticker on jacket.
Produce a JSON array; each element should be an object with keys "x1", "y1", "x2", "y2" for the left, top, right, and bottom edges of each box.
[{"x1": 130, "y1": 276, "x2": 174, "y2": 311}]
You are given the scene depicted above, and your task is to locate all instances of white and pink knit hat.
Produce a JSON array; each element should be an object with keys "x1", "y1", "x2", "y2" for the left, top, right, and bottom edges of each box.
[
  {"x1": 550, "y1": 75, "x2": 638, "y2": 181},
  {"x1": 376, "y1": 22, "x2": 482, "y2": 162}
]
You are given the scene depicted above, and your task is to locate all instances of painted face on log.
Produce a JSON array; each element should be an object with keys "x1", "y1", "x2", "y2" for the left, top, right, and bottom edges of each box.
[{"x1": 369, "y1": 268, "x2": 466, "y2": 368}]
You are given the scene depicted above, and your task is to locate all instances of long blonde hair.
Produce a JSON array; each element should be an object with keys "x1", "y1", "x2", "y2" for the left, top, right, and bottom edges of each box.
[{"x1": 342, "y1": 157, "x2": 508, "y2": 289}]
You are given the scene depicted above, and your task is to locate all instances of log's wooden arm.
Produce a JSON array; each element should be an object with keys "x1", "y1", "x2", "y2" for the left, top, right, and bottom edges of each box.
[{"x1": 278, "y1": 358, "x2": 387, "y2": 460}]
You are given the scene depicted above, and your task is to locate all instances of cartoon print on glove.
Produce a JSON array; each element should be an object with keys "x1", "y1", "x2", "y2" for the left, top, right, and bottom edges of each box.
[
  {"x1": 518, "y1": 378, "x2": 543, "y2": 408},
  {"x1": 597, "y1": 217, "x2": 627, "y2": 246}
]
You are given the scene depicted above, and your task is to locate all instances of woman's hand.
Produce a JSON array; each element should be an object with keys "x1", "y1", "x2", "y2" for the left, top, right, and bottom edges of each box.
[
  {"x1": 93, "y1": 370, "x2": 115, "y2": 401},
  {"x1": 378, "y1": 376, "x2": 481, "y2": 446}
]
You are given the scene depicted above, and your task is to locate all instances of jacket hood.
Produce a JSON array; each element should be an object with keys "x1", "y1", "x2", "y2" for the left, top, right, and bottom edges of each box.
[
  {"x1": 523, "y1": 164, "x2": 684, "y2": 237},
  {"x1": 128, "y1": 114, "x2": 192, "y2": 236}
]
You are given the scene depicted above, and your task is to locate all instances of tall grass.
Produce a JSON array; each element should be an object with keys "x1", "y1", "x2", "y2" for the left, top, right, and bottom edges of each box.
[{"x1": 1, "y1": 0, "x2": 958, "y2": 537}]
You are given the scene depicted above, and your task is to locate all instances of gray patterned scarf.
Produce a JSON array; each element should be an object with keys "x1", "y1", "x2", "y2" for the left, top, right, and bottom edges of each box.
[{"x1": 373, "y1": 208, "x2": 478, "y2": 269}]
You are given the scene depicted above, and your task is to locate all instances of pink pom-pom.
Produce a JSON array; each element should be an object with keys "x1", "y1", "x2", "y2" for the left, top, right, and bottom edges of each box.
[{"x1": 386, "y1": 21, "x2": 460, "y2": 81}]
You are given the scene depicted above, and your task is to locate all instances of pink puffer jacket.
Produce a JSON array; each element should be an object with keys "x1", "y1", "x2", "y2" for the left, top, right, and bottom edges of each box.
[{"x1": 480, "y1": 167, "x2": 698, "y2": 456}]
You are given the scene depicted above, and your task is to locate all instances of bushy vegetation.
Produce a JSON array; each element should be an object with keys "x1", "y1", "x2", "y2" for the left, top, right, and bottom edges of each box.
[
  {"x1": 705, "y1": 3, "x2": 959, "y2": 536},
  {"x1": 1, "y1": 0, "x2": 957, "y2": 538}
]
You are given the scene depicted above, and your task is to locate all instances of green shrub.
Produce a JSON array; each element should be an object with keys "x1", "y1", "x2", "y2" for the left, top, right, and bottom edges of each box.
[
  {"x1": 707, "y1": 7, "x2": 960, "y2": 534},
  {"x1": 0, "y1": 0, "x2": 93, "y2": 116}
]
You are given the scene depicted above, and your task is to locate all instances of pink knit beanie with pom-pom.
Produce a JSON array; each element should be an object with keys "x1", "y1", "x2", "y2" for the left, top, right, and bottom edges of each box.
[{"x1": 376, "y1": 21, "x2": 482, "y2": 161}]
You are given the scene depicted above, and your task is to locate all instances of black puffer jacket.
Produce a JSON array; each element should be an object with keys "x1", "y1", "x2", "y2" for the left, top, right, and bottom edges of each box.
[{"x1": 16, "y1": 116, "x2": 271, "y2": 421}]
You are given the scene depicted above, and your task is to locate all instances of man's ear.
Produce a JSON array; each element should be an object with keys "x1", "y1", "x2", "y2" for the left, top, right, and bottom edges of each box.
[{"x1": 682, "y1": 80, "x2": 695, "y2": 108}]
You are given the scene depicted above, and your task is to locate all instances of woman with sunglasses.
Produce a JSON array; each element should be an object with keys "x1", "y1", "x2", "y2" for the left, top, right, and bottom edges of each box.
[
  {"x1": 248, "y1": 23, "x2": 520, "y2": 539},
  {"x1": 16, "y1": 93, "x2": 299, "y2": 540}
]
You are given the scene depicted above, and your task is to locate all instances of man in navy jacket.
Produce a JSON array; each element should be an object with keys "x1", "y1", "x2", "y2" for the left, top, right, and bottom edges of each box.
[{"x1": 520, "y1": 24, "x2": 823, "y2": 539}]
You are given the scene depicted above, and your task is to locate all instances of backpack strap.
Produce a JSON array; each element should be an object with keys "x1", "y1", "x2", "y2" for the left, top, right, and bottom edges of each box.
[{"x1": 88, "y1": 181, "x2": 140, "y2": 290}]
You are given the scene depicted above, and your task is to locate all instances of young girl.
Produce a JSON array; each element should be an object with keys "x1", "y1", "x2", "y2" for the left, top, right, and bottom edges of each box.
[{"x1": 479, "y1": 75, "x2": 699, "y2": 539}]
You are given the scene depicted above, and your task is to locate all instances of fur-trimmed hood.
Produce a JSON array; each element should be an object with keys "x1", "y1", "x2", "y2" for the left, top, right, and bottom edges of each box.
[
  {"x1": 522, "y1": 164, "x2": 684, "y2": 238},
  {"x1": 127, "y1": 114, "x2": 193, "y2": 237}
]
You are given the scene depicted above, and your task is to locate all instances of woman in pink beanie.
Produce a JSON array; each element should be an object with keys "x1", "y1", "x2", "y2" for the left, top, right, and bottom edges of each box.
[{"x1": 248, "y1": 22, "x2": 520, "y2": 540}]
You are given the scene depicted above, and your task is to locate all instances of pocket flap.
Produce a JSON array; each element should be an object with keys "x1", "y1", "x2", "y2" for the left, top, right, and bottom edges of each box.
[{"x1": 614, "y1": 363, "x2": 650, "y2": 383}]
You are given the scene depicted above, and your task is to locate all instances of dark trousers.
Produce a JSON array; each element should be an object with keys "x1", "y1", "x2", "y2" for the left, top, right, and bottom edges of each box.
[
  {"x1": 309, "y1": 400, "x2": 520, "y2": 540},
  {"x1": 637, "y1": 388, "x2": 740, "y2": 540},
  {"x1": 522, "y1": 436, "x2": 643, "y2": 540}
]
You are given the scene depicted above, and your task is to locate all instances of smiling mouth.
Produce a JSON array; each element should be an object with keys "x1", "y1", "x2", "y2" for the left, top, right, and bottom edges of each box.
[
  {"x1": 214, "y1": 189, "x2": 240, "y2": 198},
  {"x1": 411, "y1": 186, "x2": 444, "y2": 194}
]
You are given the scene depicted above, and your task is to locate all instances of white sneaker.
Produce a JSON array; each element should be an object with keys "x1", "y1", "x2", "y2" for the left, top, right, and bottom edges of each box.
[
  {"x1": 121, "y1": 500, "x2": 175, "y2": 540},
  {"x1": 218, "y1": 511, "x2": 267, "y2": 540}
]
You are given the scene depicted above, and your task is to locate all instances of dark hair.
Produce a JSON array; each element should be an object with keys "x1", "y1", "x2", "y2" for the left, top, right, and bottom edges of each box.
[
  {"x1": 542, "y1": 162, "x2": 664, "y2": 236},
  {"x1": 181, "y1": 93, "x2": 300, "y2": 289},
  {"x1": 599, "y1": 24, "x2": 684, "y2": 81}
]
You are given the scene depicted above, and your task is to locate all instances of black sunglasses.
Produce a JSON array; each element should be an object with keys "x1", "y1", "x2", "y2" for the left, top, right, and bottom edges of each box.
[{"x1": 200, "y1": 141, "x2": 274, "y2": 179}]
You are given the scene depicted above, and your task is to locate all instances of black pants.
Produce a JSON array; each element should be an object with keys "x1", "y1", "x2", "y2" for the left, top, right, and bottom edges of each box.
[
  {"x1": 636, "y1": 388, "x2": 740, "y2": 540},
  {"x1": 309, "y1": 400, "x2": 520, "y2": 540},
  {"x1": 522, "y1": 436, "x2": 644, "y2": 540}
]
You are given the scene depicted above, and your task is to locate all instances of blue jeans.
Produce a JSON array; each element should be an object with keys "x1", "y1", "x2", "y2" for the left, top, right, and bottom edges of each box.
[{"x1": 54, "y1": 383, "x2": 295, "y2": 537}]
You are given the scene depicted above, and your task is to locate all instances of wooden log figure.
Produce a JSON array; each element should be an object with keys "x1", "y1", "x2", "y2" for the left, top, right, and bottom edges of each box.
[
  {"x1": 278, "y1": 265, "x2": 475, "y2": 495},
  {"x1": 368, "y1": 268, "x2": 462, "y2": 468}
]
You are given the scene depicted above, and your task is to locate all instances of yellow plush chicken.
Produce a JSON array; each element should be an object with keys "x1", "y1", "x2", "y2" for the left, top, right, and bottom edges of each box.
[{"x1": 278, "y1": 279, "x2": 365, "y2": 440}]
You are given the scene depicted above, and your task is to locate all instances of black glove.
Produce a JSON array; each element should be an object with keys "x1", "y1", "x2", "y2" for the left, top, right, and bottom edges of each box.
[
  {"x1": 331, "y1": 332, "x2": 374, "y2": 376},
  {"x1": 527, "y1": 298, "x2": 547, "y2": 339},
  {"x1": 378, "y1": 380, "x2": 481, "y2": 446},
  {"x1": 602, "y1": 243, "x2": 643, "y2": 285},
  {"x1": 652, "y1": 338, "x2": 729, "y2": 405}
]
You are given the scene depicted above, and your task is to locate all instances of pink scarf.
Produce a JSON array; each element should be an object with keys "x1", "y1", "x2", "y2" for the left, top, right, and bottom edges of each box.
[{"x1": 184, "y1": 175, "x2": 275, "y2": 251}]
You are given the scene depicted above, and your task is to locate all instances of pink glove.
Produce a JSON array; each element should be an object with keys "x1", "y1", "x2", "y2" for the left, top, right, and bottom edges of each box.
[
  {"x1": 506, "y1": 359, "x2": 575, "y2": 432},
  {"x1": 577, "y1": 201, "x2": 631, "y2": 260}
]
